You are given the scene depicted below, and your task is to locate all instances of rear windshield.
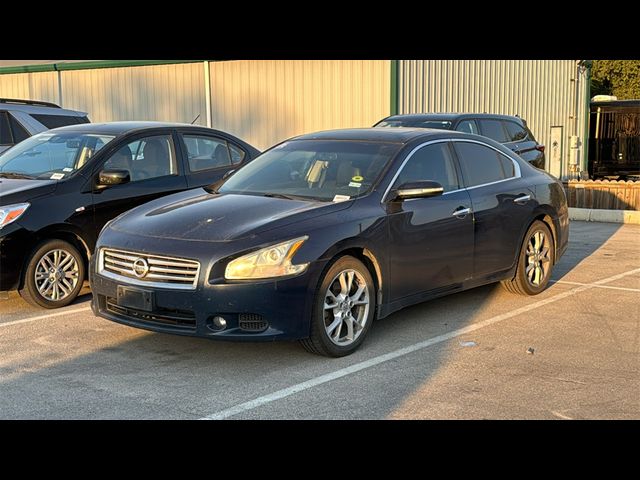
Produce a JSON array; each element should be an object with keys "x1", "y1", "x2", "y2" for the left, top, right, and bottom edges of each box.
[
  {"x1": 376, "y1": 119, "x2": 452, "y2": 130},
  {"x1": 31, "y1": 114, "x2": 90, "y2": 129}
]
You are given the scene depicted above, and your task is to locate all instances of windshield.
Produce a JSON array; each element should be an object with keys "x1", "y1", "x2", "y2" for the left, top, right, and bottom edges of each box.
[
  {"x1": 376, "y1": 119, "x2": 453, "y2": 130},
  {"x1": 0, "y1": 131, "x2": 115, "y2": 180},
  {"x1": 219, "y1": 140, "x2": 401, "y2": 202}
]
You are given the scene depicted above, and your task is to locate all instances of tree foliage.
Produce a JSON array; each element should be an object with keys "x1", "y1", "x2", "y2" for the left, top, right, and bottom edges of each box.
[{"x1": 591, "y1": 60, "x2": 640, "y2": 100}]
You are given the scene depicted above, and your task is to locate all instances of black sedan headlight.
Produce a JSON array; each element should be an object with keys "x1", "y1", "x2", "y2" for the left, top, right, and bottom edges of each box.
[{"x1": 224, "y1": 236, "x2": 309, "y2": 280}]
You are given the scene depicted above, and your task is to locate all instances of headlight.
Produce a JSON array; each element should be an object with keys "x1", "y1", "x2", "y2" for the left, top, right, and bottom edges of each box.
[
  {"x1": 0, "y1": 203, "x2": 30, "y2": 230},
  {"x1": 225, "y1": 236, "x2": 309, "y2": 280}
]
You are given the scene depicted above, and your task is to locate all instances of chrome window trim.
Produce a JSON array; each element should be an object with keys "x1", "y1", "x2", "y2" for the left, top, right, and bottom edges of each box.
[
  {"x1": 98, "y1": 248, "x2": 200, "y2": 291},
  {"x1": 381, "y1": 138, "x2": 522, "y2": 203},
  {"x1": 451, "y1": 138, "x2": 521, "y2": 190},
  {"x1": 381, "y1": 139, "x2": 452, "y2": 203}
]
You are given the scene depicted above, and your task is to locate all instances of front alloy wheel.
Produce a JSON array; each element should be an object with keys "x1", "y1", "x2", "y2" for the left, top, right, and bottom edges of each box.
[
  {"x1": 34, "y1": 249, "x2": 80, "y2": 302},
  {"x1": 301, "y1": 255, "x2": 375, "y2": 357},
  {"x1": 19, "y1": 239, "x2": 86, "y2": 309},
  {"x1": 323, "y1": 269, "x2": 371, "y2": 346}
]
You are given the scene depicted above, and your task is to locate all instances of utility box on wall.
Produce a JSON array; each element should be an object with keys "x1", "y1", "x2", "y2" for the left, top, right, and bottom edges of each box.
[{"x1": 549, "y1": 126, "x2": 564, "y2": 178}]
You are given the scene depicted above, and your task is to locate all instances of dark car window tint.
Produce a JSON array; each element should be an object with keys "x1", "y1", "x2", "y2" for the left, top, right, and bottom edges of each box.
[
  {"x1": 455, "y1": 142, "x2": 511, "y2": 187},
  {"x1": 229, "y1": 143, "x2": 246, "y2": 165},
  {"x1": 104, "y1": 135, "x2": 177, "y2": 182},
  {"x1": 220, "y1": 140, "x2": 400, "y2": 202},
  {"x1": 0, "y1": 112, "x2": 12, "y2": 145},
  {"x1": 30, "y1": 114, "x2": 88, "y2": 129},
  {"x1": 504, "y1": 121, "x2": 528, "y2": 142},
  {"x1": 8, "y1": 114, "x2": 29, "y2": 143},
  {"x1": 455, "y1": 119, "x2": 479, "y2": 135},
  {"x1": 376, "y1": 119, "x2": 452, "y2": 129},
  {"x1": 498, "y1": 154, "x2": 515, "y2": 177},
  {"x1": 394, "y1": 143, "x2": 459, "y2": 192},
  {"x1": 183, "y1": 135, "x2": 231, "y2": 172},
  {"x1": 479, "y1": 120, "x2": 508, "y2": 143}
]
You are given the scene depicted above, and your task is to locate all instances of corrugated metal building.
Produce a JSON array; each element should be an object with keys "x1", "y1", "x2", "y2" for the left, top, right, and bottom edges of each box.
[{"x1": 0, "y1": 60, "x2": 590, "y2": 178}]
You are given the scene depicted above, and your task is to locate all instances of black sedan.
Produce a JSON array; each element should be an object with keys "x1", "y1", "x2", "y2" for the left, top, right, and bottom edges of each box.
[
  {"x1": 0, "y1": 121, "x2": 259, "y2": 308},
  {"x1": 91, "y1": 128, "x2": 569, "y2": 357}
]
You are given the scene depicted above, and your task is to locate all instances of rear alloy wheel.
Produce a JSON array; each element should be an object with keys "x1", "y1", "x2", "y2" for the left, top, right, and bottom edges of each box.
[
  {"x1": 301, "y1": 256, "x2": 375, "y2": 357},
  {"x1": 502, "y1": 220, "x2": 554, "y2": 296},
  {"x1": 19, "y1": 239, "x2": 86, "y2": 309}
]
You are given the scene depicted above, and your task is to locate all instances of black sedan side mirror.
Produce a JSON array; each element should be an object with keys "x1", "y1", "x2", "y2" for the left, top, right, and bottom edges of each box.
[
  {"x1": 98, "y1": 169, "x2": 130, "y2": 188},
  {"x1": 394, "y1": 180, "x2": 444, "y2": 200}
]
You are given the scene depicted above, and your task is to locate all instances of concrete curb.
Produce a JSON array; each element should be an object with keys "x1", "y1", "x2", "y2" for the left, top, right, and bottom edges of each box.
[{"x1": 569, "y1": 207, "x2": 640, "y2": 224}]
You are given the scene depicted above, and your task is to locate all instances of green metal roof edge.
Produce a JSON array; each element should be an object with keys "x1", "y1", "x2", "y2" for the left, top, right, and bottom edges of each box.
[
  {"x1": 0, "y1": 60, "x2": 203, "y2": 75},
  {"x1": 390, "y1": 60, "x2": 399, "y2": 115}
]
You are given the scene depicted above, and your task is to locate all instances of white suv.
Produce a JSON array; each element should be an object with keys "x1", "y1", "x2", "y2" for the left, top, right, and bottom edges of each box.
[{"x1": 0, "y1": 98, "x2": 90, "y2": 154}]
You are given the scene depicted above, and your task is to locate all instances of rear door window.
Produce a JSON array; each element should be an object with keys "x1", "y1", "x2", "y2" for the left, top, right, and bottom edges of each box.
[
  {"x1": 455, "y1": 119, "x2": 479, "y2": 135},
  {"x1": 478, "y1": 119, "x2": 509, "y2": 143},
  {"x1": 182, "y1": 134, "x2": 233, "y2": 172},
  {"x1": 454, "y1": 141, "x2": 514, "y2": 187},
  {"x1": 0, "y1": 112, "x2": 12, "y2": 145},
  {"x1": 504, "y1": 121, "x2": 528, "y2": 142}
]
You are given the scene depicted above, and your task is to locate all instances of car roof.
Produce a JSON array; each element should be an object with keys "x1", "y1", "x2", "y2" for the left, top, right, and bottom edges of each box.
[
  {"x1": 292, "y1": 127, "x2": 470, "y2": 143},
  {"x1": 382, "y1": 113, "x2": 523, "y2": 122},
  {"x1": 0, "y1": 102, "x2": 87, "y2": 116},
  {"x1": 47, "y1": 121, "x2": 207, "y2": 135}
]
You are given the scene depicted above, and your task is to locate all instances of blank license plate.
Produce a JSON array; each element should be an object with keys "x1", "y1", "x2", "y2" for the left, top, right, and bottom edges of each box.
[{"x1": 117, "y1": 286, "x2": 154, "y2": 312}]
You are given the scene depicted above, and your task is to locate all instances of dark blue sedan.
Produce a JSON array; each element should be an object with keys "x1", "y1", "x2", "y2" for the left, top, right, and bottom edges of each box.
[{"x1": 90, "y1": 128, "x2": 569, "y2": 356}]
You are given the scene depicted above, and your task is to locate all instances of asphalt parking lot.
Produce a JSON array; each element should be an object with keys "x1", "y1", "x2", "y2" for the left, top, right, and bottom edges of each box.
[{"x1": 1, "y1": 220, "x2": 638, "y2": 419}]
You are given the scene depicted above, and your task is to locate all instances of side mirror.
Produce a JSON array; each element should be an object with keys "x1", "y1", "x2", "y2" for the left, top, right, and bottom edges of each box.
[
  {"x1": 394, "y1": 180, "x2": 444, "y2": 200},
  {"x1": 222, "y1": 169, "x2": 235, "y2": 180},
  {"x1": 97, "y1": 169, "x2": 130, "y2": 188}
]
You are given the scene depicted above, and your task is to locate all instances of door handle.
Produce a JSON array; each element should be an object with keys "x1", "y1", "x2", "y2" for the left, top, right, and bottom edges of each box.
[
  {"x1": 452, "y1": 207, "x2": 472, "y2": 218},
  {"x1": 513, "y1": 195, "x2": 531, "y2": 204}
]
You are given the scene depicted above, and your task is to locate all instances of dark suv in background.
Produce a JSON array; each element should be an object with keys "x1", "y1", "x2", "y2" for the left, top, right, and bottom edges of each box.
[
  {"x1": 375, "y1": 113, "x2": 546, "y2": 170},
  {"x1": 0, "y1": 98, "x2": 90, "y2": 154}
]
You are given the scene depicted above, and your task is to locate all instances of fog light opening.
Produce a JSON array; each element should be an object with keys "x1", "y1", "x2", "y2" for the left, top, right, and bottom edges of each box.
[{"x1": 212, "y1": 316, "x2": 227, "y2": 330}]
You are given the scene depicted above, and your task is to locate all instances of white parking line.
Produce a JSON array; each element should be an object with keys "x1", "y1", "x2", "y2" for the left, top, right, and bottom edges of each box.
[
  {"x1": 0, "y1": 305, "x2": 92, "y2": 328},
  {"x1": 200, "y1": 267, "x2": 640, "y2": 420},
  {"x1": 550, "y1": 280, "x2": 640, "y2": 293}
]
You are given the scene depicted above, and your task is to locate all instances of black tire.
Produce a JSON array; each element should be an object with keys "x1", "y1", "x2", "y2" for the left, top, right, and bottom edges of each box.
[
  {"x1": 300, "y1": 255, "x2": 375, "y2": 357},
  {"x1": 19, "y1": 239, "x2": 86, "y2": 309},
  {"x1": 502, "y1": 220, "x2": 555, "y2": 296}
]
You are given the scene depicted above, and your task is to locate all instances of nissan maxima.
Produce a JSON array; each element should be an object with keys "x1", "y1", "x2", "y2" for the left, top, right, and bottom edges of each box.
[{"x1": 91, "y1": 128, "x2": 568, "y2": 357}]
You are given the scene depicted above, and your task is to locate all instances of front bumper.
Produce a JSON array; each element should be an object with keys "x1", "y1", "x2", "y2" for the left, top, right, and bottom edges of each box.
[
  {"x1": 0, "y1": 225, "x2": 31, "y2": 291},
  {"x1": 90, "y1": 256, "x2": 326, "y2": 342}
]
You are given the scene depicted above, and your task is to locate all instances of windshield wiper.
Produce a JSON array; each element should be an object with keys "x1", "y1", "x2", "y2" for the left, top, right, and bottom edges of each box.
[
  {"x1": 0, "y1": 172, "x2": 37, "y2": 180},
  {"x1": 262, "y1": 192, "x2": 298, "y2": 200},
  {"x1": 263, "y1": 192, "x2": 330, "y2": 202}
]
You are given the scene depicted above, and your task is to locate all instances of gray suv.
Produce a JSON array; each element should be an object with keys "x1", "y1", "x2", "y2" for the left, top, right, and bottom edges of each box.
[{"x1": 0, "y1": 98, "x2": 90, "y2": 154}]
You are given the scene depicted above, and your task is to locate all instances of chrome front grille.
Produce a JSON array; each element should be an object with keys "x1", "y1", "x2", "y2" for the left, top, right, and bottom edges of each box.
[{"x1": 99, "y1": 248, "x2": 200, "y2": 290}]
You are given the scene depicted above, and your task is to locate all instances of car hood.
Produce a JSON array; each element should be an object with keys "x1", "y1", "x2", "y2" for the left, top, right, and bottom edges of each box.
[
  {"x1": 0, "y1": 178, "x2": 57, "y2": 205},
  {"x1": 110, "y1": 189, "x2": 353, "y2": 242}
]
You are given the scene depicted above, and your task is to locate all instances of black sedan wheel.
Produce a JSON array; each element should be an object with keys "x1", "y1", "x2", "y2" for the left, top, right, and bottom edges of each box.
[
  {"x1": 19, "y1": 239, "x2": 86, "y2": 309},
  {"x1": 502, "y1": 220, "x2": 554, "y2": 296},
  {"x1": 301, "y1": 256, "x2": 375, "y2": 357}
]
